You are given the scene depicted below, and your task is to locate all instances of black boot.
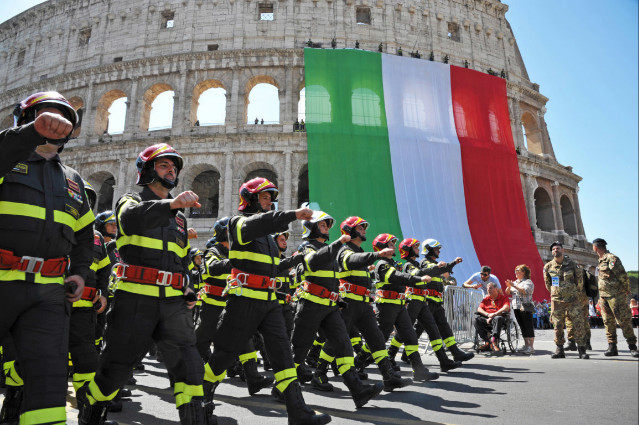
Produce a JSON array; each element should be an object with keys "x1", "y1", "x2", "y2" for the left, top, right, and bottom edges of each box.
[
  {"x1": 0, "y1": 385, "x2": 22, "y2": 424},
  {"x1": 604, "y1": 343, "x2": 618, "y2": 357},
  {"x1": 586, "y1": 339, "x2": 592, "y2": 351},
  {"x1": 306, "y1": 344, "x2": 322, "y2": 368},
  {"x1": 448, "y1": 344, "x2": 475, "y2": 362},
  {"x1": 578, "y1": 346, "x2": 589, "y2": 359},
  {"x1": 311, "y1": 359, "x2": 333, "y2": 392},
  {"x1": 551, "y1": 345, "x2": 565, "y2": 359},
  {"x1": 107, "y1": 391, "x2": 122, "y2": 412},
  {"x1": 565, "y1": 339, "x2": 577, "y2": 351},
  {"x1": 387, "y1": 344, "x2": 401, "y2": 372},
  {"x1": 178, "y1": 397, "x2": 208, "y2": 425},
  {"x1": 400, "y1": 348, "x2": 409, "y2": 364},
  {"x1": 271, "y1": 386, "x2": 285, "y2": 403},
  {"x1": 243, "y1": 359, "x2": 274, "y2": 395},
  {"x1": 77, "y1": 383, "x2": 116, "y2": 425},
  {"x1": 341, "y1": 369, "x2": 383, "y2": 408},
  {"x1": 354, "y1": 350, "x2": 373, "y2": 371},
  {"x1": 203, "y1": 381, "x2": 220, "y2": 424},
  {"x1": 434, "y1": 348, "x2": 462, "y2": 372},
  {"x1": 296, "y1": 363, "x2": 314, "y2": 384},
  {"x1": 378, "y1": 358, "x2": 412, "y2": 392},
  {"x1": 283, "y1": 381, "x2": 332, "y2": 425},
  {"x1": 408, "y1": 352, "x2": 439, "y2": 382},
  {"x1": 629, "y1": 344, "x2": 639, "y2": 358}
]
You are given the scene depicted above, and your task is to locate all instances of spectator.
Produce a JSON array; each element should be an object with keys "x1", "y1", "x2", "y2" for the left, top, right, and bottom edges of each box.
[
  {"x1": 255, "y1": 117, "x2": 259, "y2": 124},
  {"x1": 535, "y1": 302, "x2": 544, "y2": 329},
  {"x1": 300, "y1": 119, "x2": 305, "y2": 131},
  {"x1": 589, "y1": 299, "x2": 598, "y2": 328},
  {"x1": 630, "y1": 298, "x2": 639, "y2": 327},
  {"x1": 294, "y1": 119, "x2": 300, "y2": 131},
  {"x1": 260, "y1": 118, "x2": 264, "y2": 125},
  {"x1": 505, "y1": 264, "x2": 535, "y2": 354},
  {"x1": 463, "y1": 265, "x2": 501, "y2": 293},
  {"x1": 474, "y1": 282, "x2": 511, "y2": 354}
]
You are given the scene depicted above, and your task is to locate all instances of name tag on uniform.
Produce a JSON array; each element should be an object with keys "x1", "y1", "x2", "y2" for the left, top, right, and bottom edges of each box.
[{"x1": 552, "y1": 276, "x2": 559, "y2": 287}]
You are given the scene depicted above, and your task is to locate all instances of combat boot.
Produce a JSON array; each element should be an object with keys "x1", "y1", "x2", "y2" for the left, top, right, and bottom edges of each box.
[
  {"x1": 604, "y1": 343, "x2": 618, "y2": 357},
  {"x1": 242, "y1": 359, "x2": 274, "y2": 395},
  {"x1": 387, "y1": 344, "x2": 401, "y2": 372},
  {"x1": 203, "y1": 381, "x2": 220, "y2": 424},
  {"x1": 178, "y1": 397, "x2": 209, "y2": 425},
  {"x1": 565, "y1": 339, "x2": 577, "y2": 351},
  {"x1": 577, "y1": 346, "x2": 589, "y2": 359},
  {"x1": 434, "y1": 348, "x2": 462, "y2": 372},
  {"x1": 311, "y1": 359, "x2": 334, "y2": 392},
  {"x1": 296, "y1": 363, "x2": 314, "y2": 384},
  {"x1": 283, "y1": 381, "x2": 332, "y2": 425},
  {"x1": 378, "y1": 358, "x2": 412, "y2": 392},
  {"x1": 408, "y1": 352, "x2": 439, "y2": 382},
  {"x1": 107, "y1": 392, "x2": 122, "y2": 412},
  {"x1": 0, "y1": 385, "x2": 22, "y2": 424},
  {"x1": 551, "y1": 345, "x2": 565, "y2": 359},
  {"x1": 400, "y1": 348, "x2": 409, "y2": 364},
  {"x1": 354, "y1": 350, "x2": 373, "y2": 371},
  {"x1": 629, "y1": 344, "x2": 639, "y2": 358},
  {"x1": 305, "y1": 343, "x2": 322, "y2": 368},
  {"x1": 448, "y1": 344, "x2": 475, "y2": 362},
  {"x1": 341, "y1": 368, "x2": 383, "y2": 408},
  {"x1": 586, "y1": 339, "x2": 592, "y2": 351},
  {"x1": 271, "y1": 386, "x2": 285, "y2": 403},
  {"x1": 226, "y1": 360, "x2": 240, "y2": 378},
  {"x1": 76, "y1": 383, "x2": 118, "y2": 425}
]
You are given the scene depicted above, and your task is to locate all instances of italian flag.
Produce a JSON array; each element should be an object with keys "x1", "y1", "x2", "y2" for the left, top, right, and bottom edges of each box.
[{"x1": 304, "y1": 48, "x2": 544, "y2": 296}]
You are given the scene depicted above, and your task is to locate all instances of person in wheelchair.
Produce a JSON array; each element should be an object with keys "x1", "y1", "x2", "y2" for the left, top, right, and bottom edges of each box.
[{"x1": 474, "y1": 282, "x2": 511, "y2": 353}]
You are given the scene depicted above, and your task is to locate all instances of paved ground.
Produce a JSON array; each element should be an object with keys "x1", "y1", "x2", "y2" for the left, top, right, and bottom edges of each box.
[{"x1": 2, "y1": 327, "x2": 638, "y2": 425}]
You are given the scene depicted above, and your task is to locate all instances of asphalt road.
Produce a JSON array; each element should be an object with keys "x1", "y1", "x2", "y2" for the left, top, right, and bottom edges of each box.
[{"x1": 2, "y1": 327, "x2": 638, "y2": 425}]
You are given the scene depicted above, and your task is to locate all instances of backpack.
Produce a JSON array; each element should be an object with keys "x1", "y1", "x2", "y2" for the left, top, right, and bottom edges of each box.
[{"x1": 583, "y1": 268, "x2": 598, "y2": 298}]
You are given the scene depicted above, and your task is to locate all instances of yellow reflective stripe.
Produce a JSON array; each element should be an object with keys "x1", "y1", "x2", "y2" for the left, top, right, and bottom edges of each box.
[
  {"x1": 0, "y1": 201, "x2": 45, "y2": 219},
  {"x1": 72, "y1": 372, "x2": 96, "y2": 392},
  {"x1": 305, "y1": 269, "x2": 337, "y2": 278},
  {"x1": 73, "y1": 300, "x2": 93, "y2": 308},
  {"x1": 335, "y1": 357, "x2": 354, "y2": 375},
  {"x1": 235, "y1": 217, "x2": 249, "y2": 245},
  {"x1": 204, "y1": 363, "x2": 226, "y2": 384},
  {"x1": 319, "y1": 350, "x2": 334, "y2": 362},
  {"x1": 168, "y1": 241, "x2": 189, "y2": 257},
  {"x1": 227, "y1": 286, "x2": 277, "y2": 301},
  {"x1": 342, "y1": 292, "x2": 369, "y2": 303},
  {"x1": 19, "y1": 407, "x2": 66, "y2": 425},
  {"x1": 430, "y1": 339, "x2": 443, "y2": 352},
  {"x1": 116, "y1": 235, "x2": 188, "y2": 257},
  {"x1": 174, "y1": 382, "x2": 204, "y2": 408},
  {"x1": 201, "y1": 296, "x2": 227, "y2": 307},
  {"x1": 116, "y1": 196, "x2": 138, "y2": 236},
  {"x1": 300, "y1": 291, "x2": 335, "y2": 306},
  {"x1": 88, "y1": 380, "x2": 119, "y2": 403},
  {"x1": 371, "y1": 349, "x2": 388, "y2": 363},
  {"x1": 407, "y1": 294, "x2": 425, "y2": 302},
  {"x1": 444, "y1": 336, "x2": 456, "y2": 347},
  {"x1": 341, "y1": 250, "x2": 353, "y2": 270},
  {"x1": 229, "y1": 250, "x2": 280, "y2": 265},
  {"x1": 383, "y1": 266, "x2": 395, "y2": 282},
  {"x1": 426, "y1": 295, "x2": 442, "y2": 302},
  {"x1": 375, "y1": 297, "x2": 405, "y2": 305},
  {"x1": 3, "y1": 360, "x2": 23, "y2": 386},
  {"x1": 274, "y1": 367, "x2": 297, "y2": 392},
  {"x1": 405, "y1": 344, "x2": 419, "y2": 356},
  {"x1": 52, "y1": 210, "x2": 76, "y2": 231},
  {"x1": 304, "y1": 253, "x2": 313, "y2": 271},
  {"x1": 74, "y1": 209, "x2": 95, "y2": 232},
  {"x1": 341, "y1": 269, "x2": 369, "y2": 278},
  {"x1": 312, "y1": 340, "x2": 325, "y2": 347},
  {"x1": 0, "y1": 270, "x2": 64, "y2": 285},
  {"x1": 0, "y1": 177, "x2": 3, "y2": 184},
  {"x1": 390, "y1": 337, "x2": 402, "y2": 348},
  {"x1": 239, "y1": 351, "x2": 258, "y2": 364},
  {"x1": 117, "y1": 281, "x2": 184, "y2": 298}
]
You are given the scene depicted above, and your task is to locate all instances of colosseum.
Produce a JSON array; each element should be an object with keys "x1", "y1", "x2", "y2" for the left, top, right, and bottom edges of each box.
[{"x1": 0, "y1": 0, "x2": 595, "y2": 264}]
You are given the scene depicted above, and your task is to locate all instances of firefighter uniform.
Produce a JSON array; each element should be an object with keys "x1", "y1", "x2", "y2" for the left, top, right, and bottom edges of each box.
[{"x1": 0, "y1": 122, "x2": 94, "y2": 424}]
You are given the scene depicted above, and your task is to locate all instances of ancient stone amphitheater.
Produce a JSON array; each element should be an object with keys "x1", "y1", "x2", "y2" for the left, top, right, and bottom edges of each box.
[{"x1": 0, "y1": 0, "x2": 594, "y2": 264}]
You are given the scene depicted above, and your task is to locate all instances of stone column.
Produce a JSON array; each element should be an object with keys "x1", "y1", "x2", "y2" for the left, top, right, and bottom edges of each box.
[
  {"x1": 572, "y1": 189, "x2": 586, "y2": 238},
  {"x1": 523, "y1": 174, "x2": 538, "y2": 230},
  {"x1": 228, "y1": 67, "x2": 241, "y2": 130},
  {"x1": 114, "y1": 157, "x2": 130, "y2": 202},
  {"x1": 124, "y1": 77, "x2": 139, "y2": 135},
  {"x1": 550, "y1": 181, "x2": 564, "y2": 233},
  {"x1": 282, "y1": 150, "x2": 292, "y2": 211},
  {"x1": 223, "y1": 152, "x2": 233, "y2": 216},
  {"x1": 83, "y1": 80, "x2": 95, "y2": 138},
  {"x1": 172, "y1": 69, "x2": 188, "y2": 135}
]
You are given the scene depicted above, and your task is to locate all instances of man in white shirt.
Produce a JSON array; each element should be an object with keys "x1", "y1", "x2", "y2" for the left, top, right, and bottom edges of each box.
[{"x1": 463, "y1": 266, "x2": 501, "y2": 293}]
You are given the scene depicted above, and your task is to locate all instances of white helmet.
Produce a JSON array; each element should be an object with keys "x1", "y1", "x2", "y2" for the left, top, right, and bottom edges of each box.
[
  {"x1": 420, "y1": 239, "x2": 441, "y2": 256},
  {"x1": 301, "y1": 211, "x2": 334, "y2": 239}
]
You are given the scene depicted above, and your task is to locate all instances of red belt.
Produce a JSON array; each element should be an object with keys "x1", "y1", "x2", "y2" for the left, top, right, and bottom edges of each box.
[
  {"x1": 339, "y1": 280, "x2": 371, "y2": 297},
  {"x1": 80, "y1": 286, "x2": 98, "y2": 301},
  {"x1": 0, "y1": 249, "x2": 68, "y2": 277},
  {"x1": 115, "y1": 263, "x2": 184, "y2": 290},
  {"x1": 304, "y1": 281, "x2": 339, "y2": 302},
  {"x1": 376, "y1": 289, "x2": 405, "y2": 300},
  {"x1": 406, "y1": 287, "x2": 426, "y2": 296},
  {"x1": 425, "y1": 289, "x2": 443, "y2": 298},
  {"x1": 229, "y1": 268, "x2": 279, "y2": 291},
  {"x1": 204, "y1": 284, "x2": 225, "y2": 297}
]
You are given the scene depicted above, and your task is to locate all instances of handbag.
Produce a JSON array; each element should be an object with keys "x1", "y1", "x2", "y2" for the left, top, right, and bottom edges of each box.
[{"x1": 522, "y1": 301, "x2": 535, "y2": 313}]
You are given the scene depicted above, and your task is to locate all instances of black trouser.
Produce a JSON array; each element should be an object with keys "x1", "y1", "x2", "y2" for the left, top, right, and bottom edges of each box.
[
  {"x1": 0, "y1": 281, "x2": 69, "y2": 423},
  {"x1": 474, "y1": 315, "x2": 506, "y2": 342},
  {"x1": 323, "y1": 299, "x2": 388, "y2": 363},
  {"x1": 90, "y1": 291, "x2": 203, "y2": 407},
  {"x1": 69, "y1": 307, "x2": 99, "y2": 392},
  {"x1": 94, "y1": 297, "x2": 112, "y2": 352},
  {"x1": 206, "y1": 295, "x2": 297, "y2": 392},
  {"x1": 514, "y1": 309, "x2": 535, "y2": 338},
  {"x1": 393, "y1": 299, "x2": 446, "y2": 351},
  {"x1": 376, "y1": 303, "x2": 420, "y2": 356},
  {"x1": 428, "y1": 300, "x2": 455, "y2": 341},
  {"x1": 291, "y1": 299, "x2": 354, "y2": 370},
  {"x1": 195, "y1": 301, "x2": 255, "y2": 363},
  {"x1": 280, "y1": 302, "x2": 295, "y2": 339}
]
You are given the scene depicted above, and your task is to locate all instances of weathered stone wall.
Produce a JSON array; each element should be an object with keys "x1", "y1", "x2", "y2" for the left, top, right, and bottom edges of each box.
[{"x1": 0, "y1": 0, "x2": 595, "y2": 264}]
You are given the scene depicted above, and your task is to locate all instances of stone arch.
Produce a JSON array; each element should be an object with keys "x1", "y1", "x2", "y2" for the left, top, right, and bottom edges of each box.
[
  {"x1": 245, "y1": 75, "x2": 280, "y2": 124},
  {"x1": 188, "y1": 165, "x2": 221, "y2": 219},
  {"x1": 242, "y1": 161, "x2": 279, "y2": 187},
  {"x1": 190, "y1": 79, "x2": 227, "y2": 126},
  {"x1": 521, "y1": 111, "x2": 543, "y2": 155},
  {"x1": 67, "y1": 96, "x2": 85, "y2": 138},
  {"x1": 1, "y1": 113, "x2": 13, "y2": 129},
  {"x1": 297, "y1": 163, "x2": 309, "y2": 207},
  {"x1": 560, "y1": 195, "x2": 577, "y2": 236},
  {"x1": 87, "y1": 171, "x2": 116, "y2": 213},
  {"x1": 141, "y1": 83, "x2": 174, "y2": 131},
  {"x1": 94, "y1": 89, "x2": 127, "y2": 135},
  {"x1": 534, "y1": 187, "x2": 554, "y2": 232}
]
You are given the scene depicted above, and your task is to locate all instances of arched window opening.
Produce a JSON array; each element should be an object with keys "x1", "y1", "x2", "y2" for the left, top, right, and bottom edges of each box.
[
  {"x1": 297, "y1": 165, "x2": 309, "y2": 207},
  {"x1": 190, "y1": 170, "x2": 220, "y2": 219},
  {"x1": 196, "y1": 87, "x2": 226, "y2": 126},
  {"x1": 148, "y1": 91, "x2": 174, "y2": 131},
  {"x1": 246, "y1": 83, "x2": 279, "y2": 125},
  {"x1": 560, "y1": 195, "x2": 577, "y2": 235},
  {"x1": 298, "y1": 87, "x2": 306, "y2": 122},
  {"x1": 534, "y1": 187, "x2": 554, "y2": 232},
  {"x1": 95, "y1": 90, "x2": 127, "y2": 135},
  {"x1": 88, "y1": 172, "x2": 116, "y2": 213},
  {"x1": 352, "y1": 87, "x2": 381, "y2": 126},
  {"x1": 67, "y1": 96, "x2": 85, "y2": 137},
  {"x1": 305, "y1": 85, "x2": 331, "y2": 124},
  {"x1": 245, "y1": 169, "x2": 278, "y2": 187},
  {"x1": 521, "y1": 112, "x2": 543, "y2": 155},
  {"x1": 107, "y1": 97, "x2": 127, "y2": 134}
]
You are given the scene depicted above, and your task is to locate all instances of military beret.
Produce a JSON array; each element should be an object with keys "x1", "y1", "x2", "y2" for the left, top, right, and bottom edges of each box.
[
  {"x1": 592, "y1": 238, "x2": 607, "y2": 246},
  {"x1": 550, "y1": 241, "x2": 562, "y2": 251}
]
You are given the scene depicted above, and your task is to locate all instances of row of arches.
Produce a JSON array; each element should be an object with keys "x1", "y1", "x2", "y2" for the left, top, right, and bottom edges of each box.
[{"x1": 533, "y1": 187, "x2": 578, "y2": 235}]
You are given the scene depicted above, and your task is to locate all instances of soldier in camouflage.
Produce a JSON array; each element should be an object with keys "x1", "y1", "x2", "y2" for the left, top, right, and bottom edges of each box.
[
  {"x1": 565, "y1": 290, "x2": 592, "y2": 351},
  {"x1": 592, "y1": 238, "x2": 639, "y2": 358},
  {"x1": 543, "y1": 241, "x2": 589, "y2": 359}
]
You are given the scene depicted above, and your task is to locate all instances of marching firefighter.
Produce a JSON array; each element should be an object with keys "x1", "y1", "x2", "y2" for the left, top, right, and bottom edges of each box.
[
  {"x1": 371, "y1": 234, "x2": 440, "y2": 381},
  {"x1": 203, "y1": 177, "x2": 330, "y2": 425},
  {"x1": 274, "y1": 231, "x2": 296, "y2": 338},
  {"x1": 387, "y1": 238, "x2": 463, "y2": 372},
  {"x1": 195, "y1": 217, "x2": 273, "y2": 395},
  {"x1": 322, "y1": 216, "x2": 411, "y2": 392},
  {"x1": 94, "y1": 210, "x2": 119, "y2": 351},
  {"x1": 189, "y1": 247, "x2": 205, "y2": 323},
  {"x1": 0, "y1": 91, "x2": 92, "y2": 425},
  {"x1": 76, "y1": 143, "x2": 207, "y2": 424},
  {"x1": 290, "y1": 211, "x2": 384, "y2": 407}
]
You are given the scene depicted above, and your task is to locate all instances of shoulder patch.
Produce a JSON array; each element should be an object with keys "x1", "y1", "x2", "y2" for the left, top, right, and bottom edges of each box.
[
  {"x1": 65, "y1": 204, "x2": 80, "y2": 219},
  {"x1": 11, "y1": 163, "x2": 28, "y2": 174},
  {"x1": 67, "y1": 178, "x2": 80, "y2": 194},
  {"x1": 175, "y1": 237, "x2": 185, "y2": 249},
  {"x1": 175, "y1": 216, "x2": 185, "y2": 228}
]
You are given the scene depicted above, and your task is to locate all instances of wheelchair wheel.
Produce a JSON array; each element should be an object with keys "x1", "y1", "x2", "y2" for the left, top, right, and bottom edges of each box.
[
  {"x1": 507, "y1": 320, "x2": 521, "y2": 353},
  {"x1": 473, "y1": 328, "x2": 480, "y2": 353}
]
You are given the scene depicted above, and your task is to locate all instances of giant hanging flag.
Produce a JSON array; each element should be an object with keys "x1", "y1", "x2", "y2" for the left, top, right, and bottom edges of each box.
[{"x1": 304, "y1": 48, "x2": 545, "y2": 299}]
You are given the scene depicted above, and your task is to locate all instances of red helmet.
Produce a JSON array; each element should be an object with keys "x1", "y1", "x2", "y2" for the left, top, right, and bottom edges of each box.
[
  {"x1": 372, "y1": 233, "x2": 397, "y2": 252},
  {"x1": 399, "y1": 238, "x2": 420, "y2": 259},
  {"x1": 135, "y1": 143, "x2": 184, "y2": 186},
  {"x1": 340, "y1": 216, "x2": 369, "y2": 240},
  {"x1": 238, "y1": 177, "x2": 279, "y2": 212},
  {"x1": 13, "y1": 91, "x2": 79, "y2": 128}
]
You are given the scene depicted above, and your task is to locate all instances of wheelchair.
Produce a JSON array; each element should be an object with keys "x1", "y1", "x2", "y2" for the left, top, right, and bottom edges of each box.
[{"x1": 473, "y1": 312, "x2": 521, "y2": 354}]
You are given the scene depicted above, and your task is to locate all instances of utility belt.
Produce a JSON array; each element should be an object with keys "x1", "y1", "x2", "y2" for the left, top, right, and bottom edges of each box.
[
  {"x1": 405, "y1": 287, "x2": 427, "y2": 297},
  {"x1": 203, "y1": 284, "x2": 225, "y2": 297},
  {"x1": 376, "y1": 289, "x2": 406, "y2": 300},
  {"x1": 277, "y1": 292, "x2": 292, "y2": 305},
  {"x1": 0, "y1": 249, "x2": 68, "y2": 277},
  {"x1": 80, "y1": 286, "x2": 98, "y2": 301},
  {"x1": 304, "y1": 281, "x2": 340, "y2": 302},
  {"x1": 339, "y1": 279, "x2": 372, "y2": 302},
  {"x1": 225, "y1": 268, "x2": 281, "y2": 301},
  {"x1": 114, "y1": 263, "x2": 184, "y2": 290}
]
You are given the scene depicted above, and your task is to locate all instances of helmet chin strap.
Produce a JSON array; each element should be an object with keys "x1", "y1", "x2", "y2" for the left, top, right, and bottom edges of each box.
[{"x1": 158, "y1": 176, "x2": 178, "y2": 189}]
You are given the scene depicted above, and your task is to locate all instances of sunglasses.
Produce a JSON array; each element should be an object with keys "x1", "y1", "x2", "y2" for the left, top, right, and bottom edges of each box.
[{"x1": 480, "y1": 273, "x2": 489, "y2": 277}]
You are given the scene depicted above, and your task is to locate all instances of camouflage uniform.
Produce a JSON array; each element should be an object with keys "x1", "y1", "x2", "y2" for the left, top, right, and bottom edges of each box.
[
  {"x1": 567, "y1": 293, "x2": 591, "y2": 343},
  {"x1": 597, "y1": 252, "x2": 637, "y2": 345},
  {"x1": 544, "y1": 256, "x2": 586, "y2": 346}
]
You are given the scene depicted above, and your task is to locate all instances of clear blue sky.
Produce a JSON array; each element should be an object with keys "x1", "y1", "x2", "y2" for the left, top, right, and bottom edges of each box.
[{"x1": 3, "y1": 0, "x2": 637, "y2": 269}]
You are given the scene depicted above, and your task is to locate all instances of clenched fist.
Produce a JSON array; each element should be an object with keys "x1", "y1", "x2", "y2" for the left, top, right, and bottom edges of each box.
[
  {"x1": 420, "y1": 275, "x2": 432, "y2": 283},
  {"x1": 34, "y1": 112, "x2": 73, "y2": 141},
  {"x1": 338, "y1": 235, "x2": 351, "y2": 244},
  {"x1": 377, "y1": 248, "x2": 394, "y2": 258},
  {"x1": 170, "y1": 191, "x2": 201, "y2": 209},
  {"x1": 295, "y1": 207, "x2": 313, "y2": 221}
]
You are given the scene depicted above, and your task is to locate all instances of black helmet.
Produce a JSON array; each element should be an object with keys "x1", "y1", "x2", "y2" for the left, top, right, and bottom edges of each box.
[
  {"x1": 83, "y1": 180, "x2": 97, "y2": 211},
  {"x1": 205, "y1": 237, "x2": 216, "y2": 249},
  {"x1": 213, "y1": 217, "x2": 230, "y2": 242},
  {"x1": 95, "y1": 210, "x2": 116, "y2": 238},
  {"x1": 189, "y1": 248, "x2": 203, "y2": 261}
]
